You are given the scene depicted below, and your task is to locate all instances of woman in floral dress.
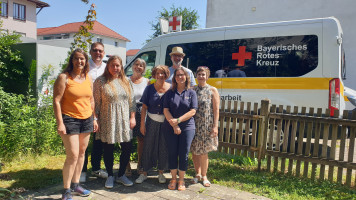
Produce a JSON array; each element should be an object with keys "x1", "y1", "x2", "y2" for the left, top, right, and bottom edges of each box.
[
  {"x1": 94, "y1": 55, "x2": 136, "y2": 188},
  {"x1": 191, "y1": 66, "x2": 220, "y2": 187}
]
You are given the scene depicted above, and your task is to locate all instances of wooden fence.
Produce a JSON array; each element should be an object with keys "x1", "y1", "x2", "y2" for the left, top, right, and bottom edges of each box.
[{"x1": 218, "y1": 99, "x2": 356, "y2": 186}]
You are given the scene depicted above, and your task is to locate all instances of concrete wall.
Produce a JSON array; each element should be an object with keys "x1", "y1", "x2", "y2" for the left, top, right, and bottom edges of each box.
[
  {"x1": 1, "y1": 0, "x2": 37, "y2": 39},
  {"x1": 36, "y1": 35, "x2": 127, "y2": 94},
  {"x1": 206, "y1": 0, "x2": 356, "y2": 90},
  {"x1": 36, "y1": 43, "x2": 68, "y2": 94}
]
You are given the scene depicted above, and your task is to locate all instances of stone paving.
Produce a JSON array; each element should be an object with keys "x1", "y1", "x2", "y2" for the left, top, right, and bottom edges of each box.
[{"x1": 25, "y1": 164, "x2": 270, "y2": 200}]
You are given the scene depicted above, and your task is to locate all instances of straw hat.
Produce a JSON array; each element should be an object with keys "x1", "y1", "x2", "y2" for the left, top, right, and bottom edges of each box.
[{"x1": 169, "y1": 46, "x2": 185, "y2": 56}]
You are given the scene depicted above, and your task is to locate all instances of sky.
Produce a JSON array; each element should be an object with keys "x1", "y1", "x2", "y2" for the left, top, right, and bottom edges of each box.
[{"x1": 37, "y1": 0, "x2": 207, "y2": 50}]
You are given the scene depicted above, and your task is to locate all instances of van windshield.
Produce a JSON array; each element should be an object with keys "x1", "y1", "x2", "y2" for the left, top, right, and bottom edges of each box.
[{"x1": 125, "y1": 51, "x2": 156, "y2": 77}]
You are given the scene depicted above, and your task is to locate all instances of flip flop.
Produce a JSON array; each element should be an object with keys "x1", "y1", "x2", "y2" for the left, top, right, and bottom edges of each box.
[
  {"x1": 178, "y1": 180, "x2": 186, "y2": 191},
  {"x1": 168, "y1": 179, "x2": 177, "y2": 190}
]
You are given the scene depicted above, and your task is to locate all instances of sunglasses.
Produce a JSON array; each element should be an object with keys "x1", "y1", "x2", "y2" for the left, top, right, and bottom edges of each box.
[{"x1": 92, "y1": 49, "x2": 103, "y2": 53}]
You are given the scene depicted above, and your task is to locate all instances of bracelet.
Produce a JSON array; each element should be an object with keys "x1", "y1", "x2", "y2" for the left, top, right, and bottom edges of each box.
[
  {"x1": 177, "y1": 118, "x2": 180, "y2": 124},
  {"x1": 94, "y1": 117, "x2": 98, "y2": 121}
]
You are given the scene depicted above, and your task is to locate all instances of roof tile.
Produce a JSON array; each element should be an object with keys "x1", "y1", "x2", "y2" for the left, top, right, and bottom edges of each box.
[{"x1": 37, "y1": 21, "x2": 130, "y2": 41}]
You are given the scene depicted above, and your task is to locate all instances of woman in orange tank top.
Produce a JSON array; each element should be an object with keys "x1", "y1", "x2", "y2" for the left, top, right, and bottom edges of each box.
[{"x1": 53, "y1": 48, "x2": 98, "y2": 200}]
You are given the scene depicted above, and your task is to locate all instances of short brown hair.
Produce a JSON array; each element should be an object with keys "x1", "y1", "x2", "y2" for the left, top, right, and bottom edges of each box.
[
  {"x1": 90, "y1": 42, "x2": 104, "y2": 51},
  {"x1": 172, "y1": 67, "x2": 191, "y2": 91},
  {"x1": 151, "y1": 65, "x2": 170, "y2": 80},
  {"x1": 196, "y1": 66, "x2": 210, "y2": 78}
]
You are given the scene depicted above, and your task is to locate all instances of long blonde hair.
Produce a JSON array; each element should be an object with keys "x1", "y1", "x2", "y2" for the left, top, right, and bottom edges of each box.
[{"x1": 103, "y1": 55, "x2": 133, "y2": 105}]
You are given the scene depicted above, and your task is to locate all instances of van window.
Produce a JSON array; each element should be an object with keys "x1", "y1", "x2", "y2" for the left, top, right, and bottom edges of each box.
[
  {"x1": 125, "y1": 51, "x2": 156, "y2": 76},
  {"x1": 223, "y1": 35, "x2": 318, "y2": 77},
  {"x1": 165, "y1": 41, "x2": 225, "y2": 77},
  {"x1": 165, "y1": 35, "x2": 318, "y2": 78}
]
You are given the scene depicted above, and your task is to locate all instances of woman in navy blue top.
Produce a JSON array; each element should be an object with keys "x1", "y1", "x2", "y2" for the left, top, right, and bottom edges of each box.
[
  {"x1": 135, "y1": 65, "x2": 171, "y2": 184},
  {"x1": 163, "y1": 67, "x2": 198, "y2": 191}
]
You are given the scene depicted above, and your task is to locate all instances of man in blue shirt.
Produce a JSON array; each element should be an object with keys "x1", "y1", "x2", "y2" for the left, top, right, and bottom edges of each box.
[
  {"x1": 227, "y1": 66, "x2": 246, "y2": 77},
  {"x1": 166, "y1": 46, "x2": 196, "y2": 86}
]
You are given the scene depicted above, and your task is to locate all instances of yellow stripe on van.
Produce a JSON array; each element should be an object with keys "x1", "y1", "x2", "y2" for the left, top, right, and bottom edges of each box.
[{"x1": 206, "y1": 77, "x2": 332, "y2": 90}]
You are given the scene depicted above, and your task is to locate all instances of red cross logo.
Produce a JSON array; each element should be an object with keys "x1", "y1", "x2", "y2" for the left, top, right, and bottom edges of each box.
[
  {"x1": 169, "y1": 16, "x2": 181, "y2": 31},
  {"x1": 232, "y1": 46, "x2": 252, "y2": 66}
]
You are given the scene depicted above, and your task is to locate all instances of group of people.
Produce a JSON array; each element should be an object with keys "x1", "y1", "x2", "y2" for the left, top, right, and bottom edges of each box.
[{"x1": 53, "y1": 44, "x2": 220, "y2": 200}]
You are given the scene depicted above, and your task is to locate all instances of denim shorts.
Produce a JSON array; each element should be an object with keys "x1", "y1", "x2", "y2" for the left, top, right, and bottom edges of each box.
[{"x1": 62, "y1": 114, "x2": 93, "y2": 134}]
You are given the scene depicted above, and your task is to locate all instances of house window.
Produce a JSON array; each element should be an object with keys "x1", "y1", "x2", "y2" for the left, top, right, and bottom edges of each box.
[
  {"x1": 1, "y1": 1, "x2": 8, "y2": 17},
  {"x1": 43, "y1": 36, "x2": 53, "y2": 40},
  {"x1": 115, "y1": 41, "x2": 118, "y2": 47},
  {"x1": 13, "y1": 3, "x2": 26, "y2": 21},
  {"x1": 97, "y1": 38, "x2": 103, "y2": 43}
]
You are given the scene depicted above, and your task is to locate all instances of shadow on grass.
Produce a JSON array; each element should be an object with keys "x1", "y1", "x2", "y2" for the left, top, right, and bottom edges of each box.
[
  {"x1": 2, "y1": 168, "x2": 62, "y2": 190},
  {"x1": 187, "y1": 152, "x2": 356, "y2": 200}
]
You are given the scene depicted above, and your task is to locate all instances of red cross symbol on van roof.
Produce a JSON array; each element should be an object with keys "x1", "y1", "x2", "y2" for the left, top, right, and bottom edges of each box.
[
  {"x1": 232, "y1": 46, "x2": 252, "y2": 66},
  {"x1": 169, "y1": 16, "x2": 181, "y2": 31}
]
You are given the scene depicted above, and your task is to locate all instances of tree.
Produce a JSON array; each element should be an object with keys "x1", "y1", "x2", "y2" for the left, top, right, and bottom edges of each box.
[
  {"x1": 147, "y1": 5, "x2": 199, "y2": 43},
  {"x1": 62, "y1": 2, "x2": 97, "y2": 69},
  {"x1": 69, "y1": 3, "x2": 97, "y2": 53}
]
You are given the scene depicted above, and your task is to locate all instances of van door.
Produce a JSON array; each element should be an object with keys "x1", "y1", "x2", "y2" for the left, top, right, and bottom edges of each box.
[{"x1": 124, "y1": 46, "x2": 160, "y2": 77}]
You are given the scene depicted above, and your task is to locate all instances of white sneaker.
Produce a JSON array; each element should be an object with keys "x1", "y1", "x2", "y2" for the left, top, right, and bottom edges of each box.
[
  {"x1": 116, "y1": 175, "x2": 133, "y2": 186},
  {"x1": 135, "y1": 174, "x2": 147, "y2": 184},
  {"x1": 91, "y1": 169, "x2": 108, "y2": 179},
  {"x1": 79, "y1": 172, "x2": 86, "y2": 183},
  {"x1": 158, "y1": 174, "x2": 166, "y2": 184},
  {"x1": 105, "y1": 176, "x2": 115, "y2": 189}
]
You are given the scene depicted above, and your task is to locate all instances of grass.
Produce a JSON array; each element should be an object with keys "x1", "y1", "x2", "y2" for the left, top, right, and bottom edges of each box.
[
  {"x1": 186, "y1": 152, "x2": 356, "y2": 200},
  {"x1": 0, "y1": 154, "x2": 65, "y2": 190},
  {"x1": 1, "y1": 152, "x2": 356, "y2": 200}
]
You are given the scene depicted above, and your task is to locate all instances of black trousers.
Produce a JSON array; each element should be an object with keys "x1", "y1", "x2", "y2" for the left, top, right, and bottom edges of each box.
[
  {"x1": 103, "y1": 141, "x2": 132, "y2": 177},
  {"x1": 82, "y1": 133, "x2": 103, "y2": 172}
]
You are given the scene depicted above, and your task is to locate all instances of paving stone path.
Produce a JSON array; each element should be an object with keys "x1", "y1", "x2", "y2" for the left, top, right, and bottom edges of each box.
[{"x1": 25, "y1": 164, "x2": 270, "y2": 200}]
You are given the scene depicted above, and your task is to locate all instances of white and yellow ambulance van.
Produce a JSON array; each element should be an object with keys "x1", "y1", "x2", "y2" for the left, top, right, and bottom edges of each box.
[{"x1": 125, "y1": 17, "x2": 354, "y2": 116}]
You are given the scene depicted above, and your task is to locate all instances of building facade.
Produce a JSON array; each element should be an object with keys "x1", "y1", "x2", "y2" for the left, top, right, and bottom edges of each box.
[
  {"x1": 1, "y1": 0, "x2": 48, "y2": 40},
  {"x1": 36, "y1": 21, "x2": 130, "y2": 94},
  {"x1": 206, "y1": 0, "x2": 356, "y2": 90}
]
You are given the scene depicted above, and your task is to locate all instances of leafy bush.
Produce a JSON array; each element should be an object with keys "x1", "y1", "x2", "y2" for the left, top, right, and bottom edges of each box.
[
  {"x1": 0, "y1": 31, "x2": 27, "y2": 95},
  {"x1": 0, "y1": 87, "x2": 63, "y2": 161}
]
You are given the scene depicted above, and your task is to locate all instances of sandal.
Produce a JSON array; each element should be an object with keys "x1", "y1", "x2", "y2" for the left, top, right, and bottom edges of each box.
[
  {"x1": 191, "y1": 174, "x2": 202, "y2": 184},
  {"x1": 177, "y1": 180, "x2": 186, "y2": 191},
  {"x1": 168, "y1": 179, "x2": 177, "y2": 190},
  {"x1": 202, "y1": 176, "x2": 211, "y2": 187}
]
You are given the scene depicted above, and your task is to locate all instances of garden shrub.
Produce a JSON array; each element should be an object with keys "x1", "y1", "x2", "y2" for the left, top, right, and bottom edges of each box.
[{"x1": 0, "y1": 87, "x2": 63, "y2": 161}]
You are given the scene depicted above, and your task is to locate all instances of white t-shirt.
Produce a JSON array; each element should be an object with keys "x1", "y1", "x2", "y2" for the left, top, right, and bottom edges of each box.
[
  {"x1": 88, "y1": 59, "x2": 106, "y2": 83},
  {"x1": 131, "y1": 77, "x2": 149, "y2": 103}
]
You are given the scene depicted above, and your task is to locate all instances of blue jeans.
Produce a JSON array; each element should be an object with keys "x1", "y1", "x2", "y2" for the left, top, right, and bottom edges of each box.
[{"x1": 165, "y1": 129, "x2": 195, "y2": 171}]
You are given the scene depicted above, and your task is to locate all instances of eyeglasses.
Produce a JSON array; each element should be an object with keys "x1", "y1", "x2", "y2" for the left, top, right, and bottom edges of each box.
[
  {"x1": 92, "y1": 49, "x2": 103, "y2": 53},
  {"x1": 176, "y1": 74, "x2": 186, "y2": 77},
  {"x1": 172, "y1": 54, "x2": 183, "y2": 58}
]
